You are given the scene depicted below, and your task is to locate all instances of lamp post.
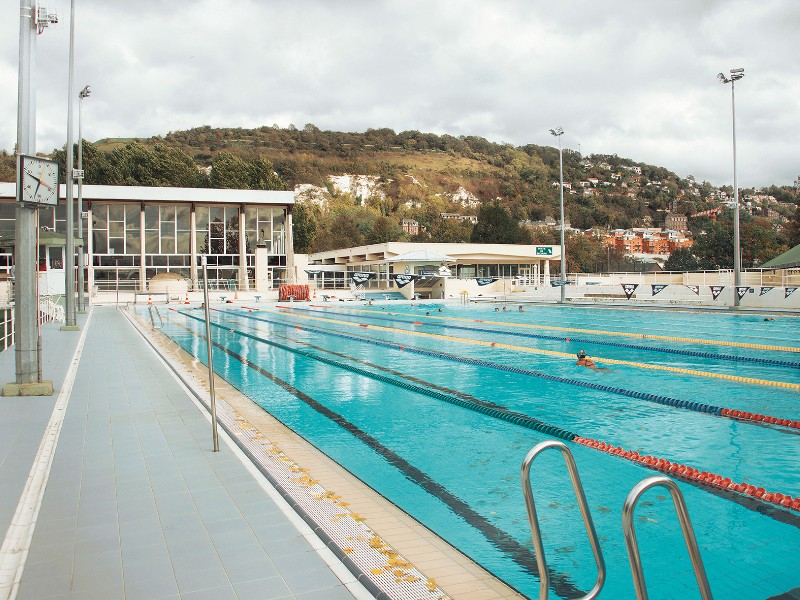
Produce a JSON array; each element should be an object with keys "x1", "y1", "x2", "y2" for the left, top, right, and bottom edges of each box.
[
  {"x1": 62, "y1": 0, "x2": 79, "y2": 330},
  {"x1": 718, "y1": 68, "x2": 744, "y2": 307},
  {"x1": 77, "y1": 84, "x2": 90, "y2": 312},
  {"x1": 549, "y1": 126, "x2": 566, "y2": 303}
]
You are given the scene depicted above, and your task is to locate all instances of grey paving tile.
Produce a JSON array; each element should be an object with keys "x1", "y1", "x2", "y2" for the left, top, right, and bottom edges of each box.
[
  {"x1": 172, "y1": 560, "x2": 232, "y2": 594},
  {"x1": 69, "y1": 585, "x2": 124, "y2": 600},
  {"x1": 296, "y1": 584, "x2": 357, "y2": 600},
  {"x1": 16, "y1": 559, "x2": 72, "y2": 598},
  {"x1": 219, "y1": 545, "x2": 279, "y2": 584},
  {"x1": 233, "y1": 576, "x2": 294, "y2": 600},
  {"x1": 123, "y1": 575, "x2": 180, "y2": 600},
  {"x1": 71, "y1": 549, "x2": 123, "y2": 592},
  {"x1": 181, "y1": 585, "x2": 238, "y2": 600},
  {"x1": 269, "y1": 547, "x2": 347, "y2": 594}
]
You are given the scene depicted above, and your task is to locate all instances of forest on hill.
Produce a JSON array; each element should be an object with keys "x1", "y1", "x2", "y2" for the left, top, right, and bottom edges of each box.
[{"x1": 1, "y1": 125, "x2": 798, "y2": 271}]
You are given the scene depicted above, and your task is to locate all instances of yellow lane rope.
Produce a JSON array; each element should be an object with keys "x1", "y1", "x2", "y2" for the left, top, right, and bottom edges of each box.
[
  {"x1": 310, "y1": 305, "x2": 800, "y2": 354},
  {"x1": 267, "y1": 309, "x2": 800, "y2": 391}
]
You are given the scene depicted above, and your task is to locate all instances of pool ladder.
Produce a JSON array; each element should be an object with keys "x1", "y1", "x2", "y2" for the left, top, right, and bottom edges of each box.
[
  {"x1": 521, "y1": 440, "x2": 713, "y2": 599},
  {"x1": 148, "y1": 304, "x2": 163, "y2": 328}
]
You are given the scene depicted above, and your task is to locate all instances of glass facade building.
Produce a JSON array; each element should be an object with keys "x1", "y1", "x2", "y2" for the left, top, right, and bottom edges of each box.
[{"x1": 0, "y1": 183, "x2": 295, "y2": 292}]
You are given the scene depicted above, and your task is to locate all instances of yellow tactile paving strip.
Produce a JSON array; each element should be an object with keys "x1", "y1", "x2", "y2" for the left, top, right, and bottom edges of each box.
[{"x1": 144, "y1": 317, "x2": 526, "y2": 600}]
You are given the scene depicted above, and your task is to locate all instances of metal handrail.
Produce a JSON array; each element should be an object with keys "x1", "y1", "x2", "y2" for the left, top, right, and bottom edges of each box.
[
  {"x1": 521, "y1": 440, "x2": 606, "y2": 599},
  {"x1": 622, "y1": 476, "x2": 713, "y2": 600},
  {"x1": 147, "y1": 305, "x2": 163, "y2": 328}
]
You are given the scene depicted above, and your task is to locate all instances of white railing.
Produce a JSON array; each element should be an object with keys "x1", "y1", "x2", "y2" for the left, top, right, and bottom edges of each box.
[
  {"x1": 39, "y1": 297, "x2": 65, "y2": 325},
  {"x1": 0, "y1": 308, "x2": 14, "y2": 351}
]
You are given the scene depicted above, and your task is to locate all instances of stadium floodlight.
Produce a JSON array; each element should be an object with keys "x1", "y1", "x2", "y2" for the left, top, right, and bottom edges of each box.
[
  {"x1": 718, "y1": 68, "x2": 745, "y2": 306},
  {"x1": 550, "y1": 126, "x2": 566, "y2": 303}
]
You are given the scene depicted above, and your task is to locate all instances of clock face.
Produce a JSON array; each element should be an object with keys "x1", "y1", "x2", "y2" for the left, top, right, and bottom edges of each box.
[{"x1": 19, "y1": 155, "x2": 59, "y2": 206}]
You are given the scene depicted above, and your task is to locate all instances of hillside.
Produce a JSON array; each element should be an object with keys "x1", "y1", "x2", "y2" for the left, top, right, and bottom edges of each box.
[{"x1": 2, "y1": 126, "x2": 798, "y2": 270}]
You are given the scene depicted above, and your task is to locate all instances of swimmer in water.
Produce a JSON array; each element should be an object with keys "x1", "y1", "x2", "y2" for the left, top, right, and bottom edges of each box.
[{"x1": 576, "y1": 350, "x2": 610, "y2": 372}]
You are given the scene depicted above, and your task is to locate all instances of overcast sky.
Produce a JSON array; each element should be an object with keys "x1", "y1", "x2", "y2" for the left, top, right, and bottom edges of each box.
[{"x1": 1, "y1": 0, "x2": 798, "y2": 187}]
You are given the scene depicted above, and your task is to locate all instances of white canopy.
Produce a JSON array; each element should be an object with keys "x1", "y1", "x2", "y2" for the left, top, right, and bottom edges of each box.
[{"x1": 385, "y1": 249, "x2": 456, "y2": 263}]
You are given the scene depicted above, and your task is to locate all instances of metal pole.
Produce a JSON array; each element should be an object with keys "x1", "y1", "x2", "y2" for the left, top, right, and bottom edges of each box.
[
  {"x1": 115, "y1": 258, "x2": 119, "y2": 307},
  {"x1": 558, "y1": 135, "x2": 566, "y2": 303},
  {"x1": 13, "y1": 0, "x2": 40, "y2": 385},
  {"x1": 202, "y1": 256, "x2": 220, "y2": 452},
  {"x1": 731, "y1": 78, "x2": 741, "y2": 307},
  {"x1": 63, "y1": 0, "x2": 77, "y2": 328},
  {"x1": 77, "y1": 86, "x2": 89, "y2": 313}
]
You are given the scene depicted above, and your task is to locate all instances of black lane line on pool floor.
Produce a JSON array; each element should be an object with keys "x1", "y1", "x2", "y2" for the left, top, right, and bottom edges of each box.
[
  {"x1": 168, "y1": 314, "x2": 588, "y2": 600},
  {"x1": 187, "y1": 309, "x2": 800, "y2": 528},
  {"x1": 229, "y1": 309, "x2": 799, "y2": 437},
  {"x1": 299, "y1": 306, "x2": 800, "y2": 367}
]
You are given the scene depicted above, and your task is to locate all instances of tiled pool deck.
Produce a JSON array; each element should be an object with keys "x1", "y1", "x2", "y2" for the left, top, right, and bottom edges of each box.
[{"x1": 0, "y1": 307, "x2": 523, "y2": 600}]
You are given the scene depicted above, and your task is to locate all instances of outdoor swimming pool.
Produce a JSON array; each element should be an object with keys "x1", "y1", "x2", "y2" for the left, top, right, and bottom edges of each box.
[{"x1": 150, "y1": 301, "x2": 800, "y2": 599}]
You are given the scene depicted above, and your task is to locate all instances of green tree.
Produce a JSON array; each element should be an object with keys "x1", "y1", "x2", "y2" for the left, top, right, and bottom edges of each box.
[
  {"x1": 692, "y1": 219, "x2": 734, "y2": 270},
  {"x1": 311, "y1": 213, "x2": 363, "y2": 252},
  {"x1": 291, "y1": 202, "x2": 318, "y2": 253},
  {"x1": 211, "y1": 152, "x2": 250, "y2": 189},
  {"x1": 364, "y1": 216, "x2": 403, "y2": 244},
  {"x1": 664, "y1": 248, "x2": 699, "y2": 271},
  {"x1": 784, "y1": 205, "x2": 800, "y2": 248},
  {"x1": 470, "y1": 202, "x2": 531, "y2": 244},
  {"x1": 429, "y1": 219, "x2": 473, "y2": 243}
]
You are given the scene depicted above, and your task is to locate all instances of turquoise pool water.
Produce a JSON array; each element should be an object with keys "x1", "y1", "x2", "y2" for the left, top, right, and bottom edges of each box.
[{"x1": 152, "y1": 302, "x2": 800, "y2": 599}]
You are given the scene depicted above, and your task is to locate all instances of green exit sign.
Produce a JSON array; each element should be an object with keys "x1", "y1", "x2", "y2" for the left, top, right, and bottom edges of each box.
[{"x1": 535, "y1": 247, "x2": 553, "y2": 256}]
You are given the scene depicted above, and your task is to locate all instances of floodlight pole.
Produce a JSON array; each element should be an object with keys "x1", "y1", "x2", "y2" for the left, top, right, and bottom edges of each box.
[
  {"x1": 719, "y1": 68, "x2": 744, "y2": 307},
  {"x1": 13, "y1": 0, "x2": 39, "y2": 385},
  {"x1": 62, "y1": 0, "x2": 78, "y2": 330},
  {"x1": 550, "y1": 127, "x2": 566, "y2": 303},
  {"x1": 7, "y1": 0, "x2": 56, "y2": 395},
  {"x1": 77, "y1": 85, "x2": 90, "y2": 312}
]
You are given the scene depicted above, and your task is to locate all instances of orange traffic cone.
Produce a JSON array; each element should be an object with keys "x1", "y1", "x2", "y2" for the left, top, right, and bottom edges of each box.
[
  {"x1": 184, "y1": 294, "x2": 190, "y2": 305},
  {"x1": 148, "y1": 294, "x2": 152, "y2": 305},
  {"x1": 313, "y1": 287, "x2": 317, "y2": 299}
]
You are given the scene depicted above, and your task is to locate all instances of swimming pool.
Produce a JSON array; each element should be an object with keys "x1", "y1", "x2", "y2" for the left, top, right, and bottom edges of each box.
[{"x1": 151, "y1": 302, "x2": 800, "y2": 599}]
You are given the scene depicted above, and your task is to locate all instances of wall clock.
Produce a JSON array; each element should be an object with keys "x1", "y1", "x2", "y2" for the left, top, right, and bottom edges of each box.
[{"x1": 19, "y1": 155, "x2": 59, "y2": 206}]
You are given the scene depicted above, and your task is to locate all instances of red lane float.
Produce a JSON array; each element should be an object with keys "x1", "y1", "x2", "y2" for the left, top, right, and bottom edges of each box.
[
  {"x1": 278, "y1": 284, "x2": 310, "y2": 301},
  {"x1": 573, "y1": 436, "x2": 800, "y2": 512},
  {"x1": 719, "y1": 408, "x2": 800, "y2": 429}
]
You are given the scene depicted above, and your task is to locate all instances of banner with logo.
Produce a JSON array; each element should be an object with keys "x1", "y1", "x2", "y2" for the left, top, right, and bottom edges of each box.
[
  {"x1": 351, "y1": 272, "x2": 376, "y2": 285},
  {"x1": 686, "y1": 285, "x2": 700, "y2": 295},
  {"x1": 736, "y1": 286, "x2": 750, "y2": 300},
  {"x1": 390, "y1": 273, "x2": 417, "y2": 288},
  {"x1": 651, "y1": 284, "x2": 667, "y2": 296},
  {"x1": 759, "y1": 287, "x2": 773, "y2": 296},
  {"x1": 786, "y1": 287, "x2": 798, "y2": 298},
  {"x1": 476, "y1": 277, "x2": 498, "y2": 286},
  {"x1": 710, "y1": 285, "x2": 725, "y2": 300},
  {"x1": 621, "y1": 283, "x2": 639, "y2": 299}
]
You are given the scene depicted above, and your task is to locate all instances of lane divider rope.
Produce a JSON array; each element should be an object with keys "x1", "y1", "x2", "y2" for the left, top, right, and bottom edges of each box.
[
  {"x1": 294, "y1": 306, "x2": 800, "y2": 369},
  {"x1": 237, "y1": 308, "x2": 800, "y2": 430},
  {"x1": 268, "y1": 307, "x2": 800, "y2": 391},
  {"x1": 170, "y1": 308, "x2": 800, "y2": 519},
  {"x1": 309, "y1": 304, "x2": 800, "y2": 353}
]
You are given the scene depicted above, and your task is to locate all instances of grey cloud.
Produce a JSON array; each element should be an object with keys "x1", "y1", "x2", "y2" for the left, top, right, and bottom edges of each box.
[{"x1": 0, "y1": 0, "x2": 797, "y2": 186}]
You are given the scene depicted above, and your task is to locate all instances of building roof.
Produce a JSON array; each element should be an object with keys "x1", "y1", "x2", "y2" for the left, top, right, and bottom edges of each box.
[
  {"x1": 309, "y1": 242, "x2": 560, "y2": 265},
  {"x1": 0, "y1": 182, "x2": 294, "y2": 206},
  {"x1": 760, "y1": 244, "x2": 800, "y2": 269},
  {"x1": 385, "y1": 249, "x2": 456, "y2": 263}
]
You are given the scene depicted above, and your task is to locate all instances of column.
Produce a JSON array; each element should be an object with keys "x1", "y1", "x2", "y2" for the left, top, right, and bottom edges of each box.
[
  {"x1": 86, "y1": 204, "x2": 94, "y2": 298},
  {"x1": 285, "y1": 206, "x2": 295, "y2": 284},
  {"x1": 238, "y1": 205, "x2": 248, "y2": 291},
  {"x1": 190, "y1": 204, "x2": 197, "y2": 290},
  {"x1": 139, "y1": 203, "x2": 146, "y2": 291},
  {"x1": 544, "y1": 260, "x2": 551, "y2": 286}
]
